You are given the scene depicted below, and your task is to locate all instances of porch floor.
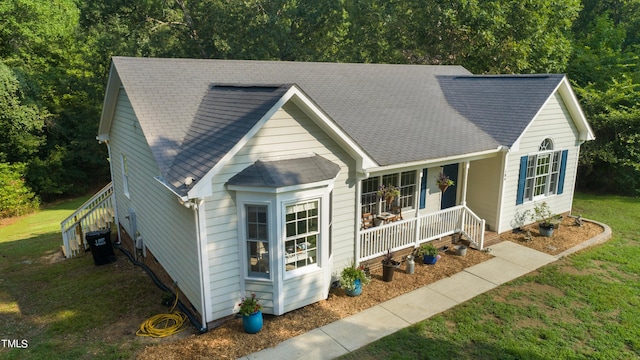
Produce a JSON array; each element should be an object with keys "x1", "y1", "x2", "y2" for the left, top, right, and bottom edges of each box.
[{"x1": 241, "y1": 241, "x2": 559, "y2": 360}]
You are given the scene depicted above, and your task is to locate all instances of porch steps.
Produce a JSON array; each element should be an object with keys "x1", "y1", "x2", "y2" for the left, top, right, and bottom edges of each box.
[{"x1": 60, "y1": 182, "x2": 115, "y2": 258}]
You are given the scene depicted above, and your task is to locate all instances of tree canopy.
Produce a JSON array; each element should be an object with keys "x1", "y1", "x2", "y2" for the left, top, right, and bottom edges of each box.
[{"x1": 0, "y1": 0, "x2": 638, "y2": 215}]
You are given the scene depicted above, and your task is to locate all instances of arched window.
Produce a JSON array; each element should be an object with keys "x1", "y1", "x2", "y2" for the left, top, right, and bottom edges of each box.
[
  {"x1": 516, "y1": 139, "x2": 568, "y2": 204},
  {"x1": 538, "y1": 138, "x2": 553, "y2": 151}
]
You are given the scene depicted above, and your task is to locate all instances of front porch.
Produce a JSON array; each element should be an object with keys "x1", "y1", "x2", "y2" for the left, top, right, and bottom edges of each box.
[{"x1": 358, "y1": 205, "x2": 486, "y2": 262}]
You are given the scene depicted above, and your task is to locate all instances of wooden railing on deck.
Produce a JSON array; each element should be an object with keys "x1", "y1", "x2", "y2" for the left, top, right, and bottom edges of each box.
[
  {"x1": 359, "y1": 205, "x2": 485, "y2": 262},
  {"x1": 60, "y1": 182, "x2": 114, "y2": 258}
]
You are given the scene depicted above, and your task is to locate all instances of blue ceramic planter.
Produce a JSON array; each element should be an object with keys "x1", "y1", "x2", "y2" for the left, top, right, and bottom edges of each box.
[
  {"x1": 242, "y1": 310, "x2": 263, "y2": 334},
  {"x1": 423, "y1": 255, "x2": 438, "y2": 264},
  {"x1": 345, "y1": 279, "x2": 362, "y2": 296}
]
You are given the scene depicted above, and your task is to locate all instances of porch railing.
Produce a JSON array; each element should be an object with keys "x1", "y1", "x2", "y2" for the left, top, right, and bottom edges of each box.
[
  {"x1": 359, "y1": 205, "x2": 485, "y2": 262},
  {"x1": 60, "y1": 182, "x2": 115, "y2": 258}
]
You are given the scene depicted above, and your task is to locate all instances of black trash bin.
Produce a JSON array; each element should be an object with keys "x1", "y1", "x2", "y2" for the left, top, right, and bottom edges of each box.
[{"x1": 85, "y1": 229, "x2": 116, "y2": 266}]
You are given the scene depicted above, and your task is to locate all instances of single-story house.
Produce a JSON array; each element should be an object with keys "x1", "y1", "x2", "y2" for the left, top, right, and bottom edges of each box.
[{"x1": 87, "y1": 57, "x2": 594, "y2": 329}]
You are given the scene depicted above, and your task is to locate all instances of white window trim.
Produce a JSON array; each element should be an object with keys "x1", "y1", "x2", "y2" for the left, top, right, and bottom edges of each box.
[
  {"x1": 236, "y1": 194, "x2": 276, "y2": 283},
  {"x1": 121, "y1": 153, "x2": 130, "y2": 199},
  {"x1": 282, "y1": 197, "x2": 322, "y2": 278},
  {"x1": 523, "y1": 139, "x2": 563, "y2": 203},
  {"x1": 235, "y1": 185, "x2": 332, "y2": 282}
]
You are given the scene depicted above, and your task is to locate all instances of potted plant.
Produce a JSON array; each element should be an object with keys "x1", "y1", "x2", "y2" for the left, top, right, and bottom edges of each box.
[
  {"x1": 533, "y1": 202, "x2": 560, "y2": 237},
  {"x1": 436, "y1": 172, "x2": 455, "y2": 192},
  {"x1": 377, "y1": 184, "x2": 401, "y2": 211},
  {"x1": 381, "y1": 249, "x2": 400, "y2": 282},
  {"x1": 417, "y1": 243, "x2": 440, "y2": 264},
  {"x1": 339, "y1": 261, "x2": 370, "y2": 296},
  {"x1": 237, "y1": 293, "x2": 263, "y2": 334}
]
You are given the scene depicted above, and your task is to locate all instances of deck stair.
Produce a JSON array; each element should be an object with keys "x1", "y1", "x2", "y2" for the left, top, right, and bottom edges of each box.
[{"x1": 60, "y1": 182, "x2": 115, "y2": 258}]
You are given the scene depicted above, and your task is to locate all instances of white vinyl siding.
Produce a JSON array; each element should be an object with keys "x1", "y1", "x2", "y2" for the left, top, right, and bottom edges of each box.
[
  {"x1": 109, "y1": 89, "x2": 202, "y2": 315},
  {"x1": 499, "y1": 92, "x2": 581, "y2": 233},
  {"x1": 205, "y1": 101, "x2": 356, "y2": 320}
]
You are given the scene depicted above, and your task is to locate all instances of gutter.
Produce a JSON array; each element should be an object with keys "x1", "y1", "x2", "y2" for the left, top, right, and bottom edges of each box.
[{"x1": 364, "y1": 147, "x2": 504, "y2": 174}]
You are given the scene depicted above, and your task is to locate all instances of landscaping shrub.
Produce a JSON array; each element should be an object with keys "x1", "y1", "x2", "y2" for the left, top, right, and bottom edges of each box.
[{"x1": 0, "y1": 162, "x2": 40, "y2": 218}]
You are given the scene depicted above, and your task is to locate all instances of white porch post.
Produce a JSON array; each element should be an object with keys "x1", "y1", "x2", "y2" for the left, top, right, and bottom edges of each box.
[
  {"x1": 414, "y1": 170, "x2": 423, "y2": 247},
  {"x1": 461, "y1": 161, "x2": 470, "y2": 206}
]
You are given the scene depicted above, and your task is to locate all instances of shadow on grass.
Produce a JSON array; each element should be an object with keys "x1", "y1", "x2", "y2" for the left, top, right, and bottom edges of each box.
[{"x1": 0, "y1": 232, "x2": 169, "y2": 359}]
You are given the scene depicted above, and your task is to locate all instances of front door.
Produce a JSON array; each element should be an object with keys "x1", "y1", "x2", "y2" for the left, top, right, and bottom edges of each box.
[{"x1": 441, "y1": 164, "x2": 458, "y2": 209}]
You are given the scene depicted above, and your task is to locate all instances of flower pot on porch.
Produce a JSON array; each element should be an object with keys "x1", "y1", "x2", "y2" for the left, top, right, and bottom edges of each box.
[
  {"x1": 538, "y1": 223, "x2": 554, "y2": 237},
  {"x1": 438, "y1": 184, "x2": 449, "y2": 192},
  {"x1": 242, "y1": 310, "x2": 263, "y2": 334},
  {"x1": 382, "y1": 261, "x2": 400, "y2": 282}
]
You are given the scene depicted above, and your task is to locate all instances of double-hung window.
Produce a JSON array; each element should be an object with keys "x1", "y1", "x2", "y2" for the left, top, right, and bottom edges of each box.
[
  {"x1": 285, "y1": 200, "x2": 319, "y2": 271},
  {"x1": 361, "y1": 170, "x2": 417, "y2": 213},
  {"x1": 246, "y1": 205, "x2": 269, "y2": 278},
  {"x1": 517, "y1": 138, "x2": 568, "y2": 204}
]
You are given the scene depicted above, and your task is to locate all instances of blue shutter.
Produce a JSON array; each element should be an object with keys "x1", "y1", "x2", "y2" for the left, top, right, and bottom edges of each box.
[
  {"x1": 557, "y1": 150, "x2": 568, "y2": 194},
  {"x1": 419, "y1": 168, "x2": 427, "y2": 209},
  {"x1": 516, "y1": 156, "x2": 528, "y2": 205}
]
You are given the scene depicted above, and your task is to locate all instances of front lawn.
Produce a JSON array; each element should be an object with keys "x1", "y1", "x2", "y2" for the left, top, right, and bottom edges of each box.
[{"x1": 339, "y1": 193, "x2": 640, "y2": 360}]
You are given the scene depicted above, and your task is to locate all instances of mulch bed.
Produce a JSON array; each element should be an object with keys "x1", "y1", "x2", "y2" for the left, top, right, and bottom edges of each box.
[{"x1": 136, "y1": 218, "x2": 604, "y2": 359}]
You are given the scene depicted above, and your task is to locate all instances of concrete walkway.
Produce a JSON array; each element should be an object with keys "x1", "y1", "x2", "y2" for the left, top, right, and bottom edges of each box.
[{"x1": 240, "y1": 220, "x2": 611, "y2": 360}]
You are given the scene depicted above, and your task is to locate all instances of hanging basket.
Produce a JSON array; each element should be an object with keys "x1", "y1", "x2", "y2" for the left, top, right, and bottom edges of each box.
[
  {"x1": 438, "y1": 184, "x2": 449, "y2": 192},
  {"x1": 385, "y1": 196, "x2": 395, "y2": 206}
]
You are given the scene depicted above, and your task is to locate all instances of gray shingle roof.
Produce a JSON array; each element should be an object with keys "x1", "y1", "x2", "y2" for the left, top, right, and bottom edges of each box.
[
  {"x1": 437, "y1": 74, "x2": 564, "y2": 146},
  {"x1": 166, "y1": 84, "x2": 292, "y2": 193},
  {"x1": 109, "y1": 57, "x2": 565, "y2": 196},
  {"x1": 227, "y1": 154, "x2": 341, "y2": 188}
]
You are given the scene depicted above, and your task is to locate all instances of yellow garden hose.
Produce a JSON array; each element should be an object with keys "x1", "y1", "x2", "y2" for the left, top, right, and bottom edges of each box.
[{"x1": 136, "y1": 291, "x2": 188, "y2": 338}]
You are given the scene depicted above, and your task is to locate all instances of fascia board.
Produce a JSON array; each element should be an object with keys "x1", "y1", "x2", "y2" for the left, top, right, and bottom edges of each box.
[
  {"x1": 557, "y1": 77, "x2": 595, "y2": 141},
  {"x1": 364, "y1": 147, "x2": 504, "y2": 175},
  {"x1": 97, "y1": 62, "x2": 121, "y2": 142}
]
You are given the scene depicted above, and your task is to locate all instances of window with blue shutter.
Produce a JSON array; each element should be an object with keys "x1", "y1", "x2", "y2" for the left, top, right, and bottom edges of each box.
[
  {"x1": 557, "y1": 150, "x2": 568, "y2": 194},
  {"x1": 516, "y1": 139, "x2": 568, "y2": 204},
  {"x1": 516, "y1": 156, "x2": 528, "y2": 205}
]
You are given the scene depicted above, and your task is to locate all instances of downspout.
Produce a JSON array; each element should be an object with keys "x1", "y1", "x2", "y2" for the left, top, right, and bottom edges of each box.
[
  {"x1": 187, "y1": 199, "x2": 209, "y2": 333},
  {"x1": 103, "y1": 139, "x2": 122, "y2": 244},
  {"x1": 355, "y1": 177, "x2": 363, "y2": 264}
]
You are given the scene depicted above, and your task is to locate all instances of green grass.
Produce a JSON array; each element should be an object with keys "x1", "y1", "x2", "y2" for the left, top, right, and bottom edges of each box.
[
  {"x1": 0, "y1": 197, "x2": 170, "y2": 360},
  {"x1": 2, "y1": 193, "x2": 639, "y2": 359},
  {"x1": 340, "y1": 193, "x2": 640, "y2": 360}
]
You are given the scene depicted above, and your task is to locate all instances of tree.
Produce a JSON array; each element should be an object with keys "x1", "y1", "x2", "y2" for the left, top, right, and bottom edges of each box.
[
  {"x1": 0, "y1": 61, "x2": 46, "y2": 164},
  {"x1": 568, "y1": 0, "x2": 640, "y2": 194}
]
